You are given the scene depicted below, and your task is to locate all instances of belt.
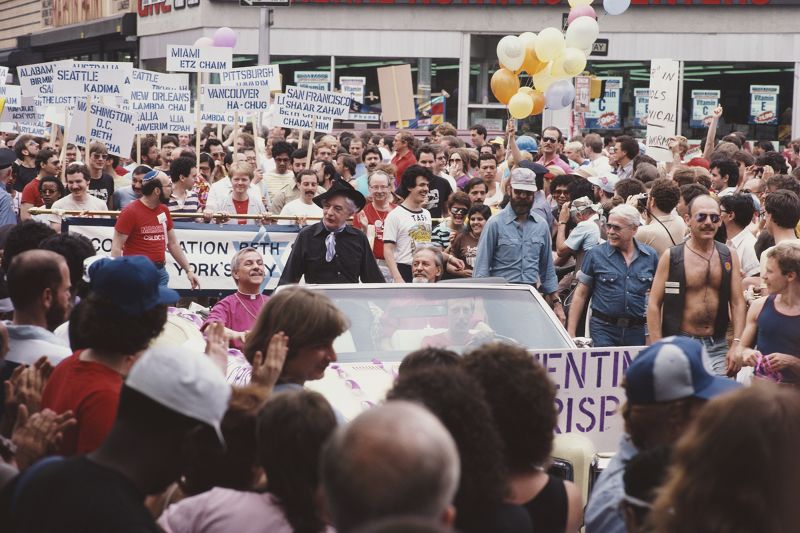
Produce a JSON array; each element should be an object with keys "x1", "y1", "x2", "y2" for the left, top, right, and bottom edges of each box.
[
  {"x1": 592, "y1": 310, "x2": 646, "y2": 328},
  {"x1": 153, "y1": 261, "x2": 166, "y2": 269}
]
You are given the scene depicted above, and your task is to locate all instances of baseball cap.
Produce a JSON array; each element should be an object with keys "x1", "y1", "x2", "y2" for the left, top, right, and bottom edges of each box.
[
  {"x1": 126, "y1": 346, "x2": 231, "y2": 445},
  {"x1": 510, "y1": 167, "x2": 537, "y2": 192},
  {"x1": 489, "y1": 136, "x2": 505, "y2": 146},
  {"x1": 588, "y1": 173, "x2": 619, "y2": 194},
  {"x1": 0, "y1": 148, "x2": 15, "y2": 170},
  {"x1": 625, "y1": 336, "x2": 741, "y2": 405},
  {"x1": 88, "y1": 256, "x2": 179, "y2": 315},
  {"x1": 516, "y1": 135, "x2": 538, "y2": 153}
]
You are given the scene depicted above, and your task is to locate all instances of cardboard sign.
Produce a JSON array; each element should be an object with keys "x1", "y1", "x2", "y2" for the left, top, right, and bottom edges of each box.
[
  {"x1": 66, "y1": 219, "x2": 299, "y2": 292},
  {"x1": 690, "y1": 90, "x2": 720, "y2": 129},
  {"x1": 201, "y1": 85, "x2": 270, "y2": 113},
  {"x1": 17, "y1": 61, "x2": 60, "y2": 97},
  {"x1": 166, "y1": 45, "x2": 232, "y2": 73},
  {"x1": 749, "y1": 85, "x2": 779, "y2": 125},
  {"x1": 377, "y1": 64, "x2": 416, "y2": 123},
  {"x1": 634, "y1": 88, "x2": 649, "y2": 128},
  {"x1": 274, "y1": 94, "x2": 334, "y2": 133},
  {"x1": 130, "y1": 89, "x2": 192, "y2": 113},
  {"x1": 0, "y1": 122, "x2": 48, "y2": 136},
  {"x1": 0, "y1": 85, "x2": 21, "y2": 107},
  {"x1": 68, "y1": 100, "x2": 136, "y2": 157},
  {"x1": 221, "y1": 65, "x2": 280, "y2": 91},
  {"x1": 645, "y1": 59, "x2": 680, "y2": 163},
  {"x1": 53, "y1": 62, "x2": 132, "y2": 98},
  {"x1": 132, "y1": 68, "x2": 190, "y2": 91},
  {"x1": 585, "y1": 77, "x2": 622, "y2": 129}
]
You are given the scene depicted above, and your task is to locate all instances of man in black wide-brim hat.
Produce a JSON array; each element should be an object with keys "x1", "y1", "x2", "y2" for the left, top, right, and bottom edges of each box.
[{"x1": 278, "y1": 179, "x2": 385, "y2": 285}]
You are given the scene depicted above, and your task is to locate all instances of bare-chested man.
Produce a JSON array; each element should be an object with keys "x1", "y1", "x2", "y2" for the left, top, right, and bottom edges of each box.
[{"x1": 648, "y1": 195, "x2": 746, "y2": 377}]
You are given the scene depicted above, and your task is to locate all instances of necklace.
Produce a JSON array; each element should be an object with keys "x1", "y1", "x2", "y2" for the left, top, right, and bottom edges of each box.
[
  {"x1": 685, "y1": 242, "x2": 716, "y2": 326},
  {"x1": 234, "y1": 292, "x2": 265, "y2": 321}
]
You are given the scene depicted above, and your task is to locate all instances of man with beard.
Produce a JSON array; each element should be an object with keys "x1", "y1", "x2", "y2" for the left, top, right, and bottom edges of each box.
[
  {"x1": 112, "y1": 165, "x2": 148, "y2": 210},
  {"x1": 411, "y1": 246, "x2": 444, "y2": 284},
  {"x1": 112, "y1": 170, "x2": 200, "y2": 289},
  {"x1": 278, "y1": 169, "x2": 324, "y2": 225},
  {"x1": 4, "y1": 250, "x2": 73, "y2": 375},
  {"x1": 202, "y1": 247, "x2": 268, "y2": 349},
  {"x1": 474, "y1": 167, "x2": 565, "y2": 323}
]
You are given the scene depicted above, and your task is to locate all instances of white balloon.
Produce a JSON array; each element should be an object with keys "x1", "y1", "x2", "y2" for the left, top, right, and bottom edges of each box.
[
  {"x1": 535, "y1": 27, "x2": 566, "y2": 63},
  {"x1": 565, "y1": 16, "x2": 599, "y2": 50},
  {"x1": 519, "y1": 31, "x2": 538, "y2": 52},
  {"x1": 568, "y1": 0, "x2": 593, "y2": 6},
  {"x1": 603, "y1": 0, "x2": 631, "y2": 15},
  {"x1": 497, "y1": 35, "x2": 525, "y2": 72},
  {"x1": 562, "y1": 47, "x2": 587, "y2": 76}
]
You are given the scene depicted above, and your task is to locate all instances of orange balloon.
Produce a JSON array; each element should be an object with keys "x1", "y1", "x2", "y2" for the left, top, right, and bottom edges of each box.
[
  {"x1": 490, "y1": 68, "x2": 521, "y2": 105},
  {"x1": 523, "y1": 48, "x2": 547, "y2": 76},
  {"x1": 531, "y1": 90, "x2": 546, "y2": 115}
]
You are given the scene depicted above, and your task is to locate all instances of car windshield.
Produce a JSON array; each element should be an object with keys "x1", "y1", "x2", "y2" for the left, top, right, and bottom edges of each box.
[{"x1": 315, "y1": 286, "x2": 572, "y2": 363}]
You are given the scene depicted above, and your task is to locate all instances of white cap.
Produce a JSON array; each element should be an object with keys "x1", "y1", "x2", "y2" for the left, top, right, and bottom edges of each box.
[{"x1": 126, "y1": 346, "x2": 231, "y2": 445}]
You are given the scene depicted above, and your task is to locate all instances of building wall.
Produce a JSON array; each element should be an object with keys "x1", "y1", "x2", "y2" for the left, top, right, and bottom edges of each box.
[{"x1": 0, "y1": 0, "x2": 42, "y2": 50}]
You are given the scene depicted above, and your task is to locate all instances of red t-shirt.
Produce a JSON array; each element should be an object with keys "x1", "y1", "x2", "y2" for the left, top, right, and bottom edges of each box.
[
  {"x1": 41, "y1": 352, "x2": 124, "y2": 456},
  {"x1": 20, "y1": 176, "x2": 43, "y2": 207},
  {"x1": 115, "y1": 200, "x2": 174, "y2": 263},
  {"x1": 353, "y1": 203, "x2": 396, "y2": 259},
  {"x1": 233, "y1": 198, "x2": 249, "y2": 225},
  {"x1": 391, "y1": 150, "x2": 417, "y2": 188}
]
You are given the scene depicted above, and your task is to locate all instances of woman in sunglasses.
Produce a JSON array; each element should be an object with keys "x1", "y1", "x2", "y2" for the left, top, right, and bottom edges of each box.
[
  {"x1": 447, "y1": 148, "x2": 472, "y2": 190},
  {"x1": 431, "y1": 191, "x2": 471, "y2": 250},
  {"x1": 449, "y1": 204, "x2": 492, "y2": 278}
]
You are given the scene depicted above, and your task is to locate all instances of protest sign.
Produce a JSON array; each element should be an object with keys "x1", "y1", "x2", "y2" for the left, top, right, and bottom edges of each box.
[
  {"x1": 0, "y1": 85, "x2": 21, "y2": 107},
  {"x1": 0, "y1": 123, "x2": 49, "y2": 136},
  {"x1": 131, "y1": 89, "x2": 191, "y2": 113},
  {"x1": 645, "y1": 59, "x2": 680, "y2": 163},
  {"x1": 68, "y1": 99, "x2": 136, "y2": 157},
  {"x1": 294, "y1": 71, "x2": 331, "y2": 91},
  {"x1": 690, "y1": 90, "x2": 720, "y2": 129},
  {"x1": 377, "y1": 65, "x2": 416, "y2": 123},
  {"x1": 634, "y1": 88, "x2": 649, "y2": 128},
  {"x1": 53, "y1": 62, "x2": 132, "y2": 99},
  {"x1": 135, "y1": 110, "x2": 194, "y2": 134},
  {"x1": 306, "y1": 346, "x2": 642, "y2": 453},
  {"x1": 0, "y1": 103, "x2": 44, "y2": 125},
  {"x1": 584, "y1": 77, "x2": 622, "y2": 129},
  {"x1": 17, "y1": 61, "x2": 60, "y2": 97},
  {"x1": 749, "y1": 85, "x2": 779, "y2": 125},
  {"x1": 221, "y1": 65, "x2": 280, "y2": 91},
  {"x1": 574, "y1": 76, "x2": 591, "y2": 113},
  {"x1": 201, "y1": 85, "x2": 270, "y2": 113},
  {"x1": 66, "y1": 219, "x2": 299, "y2": 292},
  {"x1": 166, "y1": 45, "x2": 232, "y2": 73},
  {"x1": 0, "y1": 67, "x2": 8, "y2": 86},
  {"x1": 284, "y1": 85, "x2": 351, "y2": 118},
  {"x1": 274, "y1": 94, "x2": 334, "y2": 132},
  {"x1": 200, "y1": 111, "x2": 238, "y2": 125},
  {"x1": 132, "y1": 68, "x2": 190, "y2": 92}
]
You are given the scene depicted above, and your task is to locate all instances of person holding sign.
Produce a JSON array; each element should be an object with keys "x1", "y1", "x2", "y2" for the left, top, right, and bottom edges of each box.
[
  {"x1": 204, "y1": 162, "x2": 271, "y2": 226},
  {"x1": 111, "y1": 169, "x2": 200, "y2": 289}
]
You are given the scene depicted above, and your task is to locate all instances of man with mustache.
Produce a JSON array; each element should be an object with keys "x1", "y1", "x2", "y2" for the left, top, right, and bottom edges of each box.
[
  {"x1": 47, "y1": 163, "x2": 109, "y2": 230},
  {"x1": 278, "y1": 169, "x2": 323, "y2": 226},
  {"x1": 648, "y1": 194, "x2": 746, "y2": 376},
  {"x1": 202, "y1": 247, "x2": 268, "y2": 349}
]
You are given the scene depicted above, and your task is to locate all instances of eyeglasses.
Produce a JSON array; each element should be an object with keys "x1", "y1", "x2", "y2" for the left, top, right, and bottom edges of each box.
[
  {"x1": 91, "y1": 153, "x2": 107, "y2": 160},
  {"x1": 450, "y1": 207, "x2": 467, "y2": 215},
  {"x1": 541, "y1": 136, "x2": 559, "y2": 144},
  {"x1": 606, "y1": 223, "x2": 632, "y2": 232},
  {"x1": 694, "y1": 213, "x2": 721, "y2": 223},
  {"x1": 449, "y1": 158, "x2": 462, "y2": 163},
  {"x1": 553, "y1": 189, "x2": 570, "y2": 197}
]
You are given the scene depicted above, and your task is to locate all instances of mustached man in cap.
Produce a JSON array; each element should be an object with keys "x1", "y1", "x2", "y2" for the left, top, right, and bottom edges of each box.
[
  {"x1": 584, "y1": 336, "x2": 740, "y2": 533},
  {"x1": 279, "y1": 179, "x2": 384, "y2": 285}
]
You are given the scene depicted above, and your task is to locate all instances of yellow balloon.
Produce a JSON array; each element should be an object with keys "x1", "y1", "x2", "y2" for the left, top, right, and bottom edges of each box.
[
  {"x1": 518, "y1": 86, "x2": 534, "y2": 95},
  {"x1": 490, "y1": 68, "x2": 521, "y2": 105},
  {"x1": 568, "y1": 0, "x2": 593, "y2": 6},
  {"x1": 508, "y1": 92, "x2": 534, "y2": 119},
  {"x1": 534, "y1": 27, "x2": 566, "y2": 63},
  {"x1": 562, "y1": 47, "x2": 588, "y2": 76},
  {"x1": 533, "y1": 63, "x2": 556, "y2": 92},
  {"x1": 550, "y1": 55, "x2": 568, "y2": 80},
  {"x1": 531, "y1": 91, "x2": 546, "y2": 116}
]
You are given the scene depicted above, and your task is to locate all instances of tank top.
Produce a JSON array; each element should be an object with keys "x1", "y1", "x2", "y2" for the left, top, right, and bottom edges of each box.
[
  {"x1": 522, "y1": 474, "x2": 568, "y2": 533},
  {"x1": 757, "y1": 294, "x2": 800, "y2": 382}
]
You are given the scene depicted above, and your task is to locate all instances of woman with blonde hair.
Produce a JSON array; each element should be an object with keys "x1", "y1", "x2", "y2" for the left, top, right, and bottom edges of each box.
[{"x1": 204, "y1": 162, "x2": 271, "y2": 225}]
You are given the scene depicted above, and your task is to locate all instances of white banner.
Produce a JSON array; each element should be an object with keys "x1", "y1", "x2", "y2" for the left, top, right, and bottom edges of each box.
[
  {"x1": 0, "y1": 103, "x2": 44, "y2": 125},
  {"x1": 221, "y1": 65, "x2": 280, "y2": 91},
  {"x1": 0, "y1": 122, "x2": 48, "y2": 136},
  {"x1": 284, "y1": 85, "x2": 351, "y2": 119},
  {"x1": 645, "y1": 59, "x2": 681, "y2": 163},
  {"x1": 66, "y1": 220, "x2": 299, "y2": 291},
  {"x1": 131, "y1": 89, "x2": 191, "y2": 113},
  {"x1": 200, "y1": 111, "x2": 238, "y2": 125},
  {"x1": 200, "y1": 85, "x2": 270, "y2": 113},
  {"x1": 0, "y1": 66, "x2": 8, "y2": 86},
  {"x1": 294, "y1": 71, "x2": 331, "y2": 91},
  {"x1": 166, "y1": 45, "x2": 232, "y2": 73},
  {"x1": 132, "y1": 69, "x2": 190, "y2": 92},
  {"x1": 17, "y1": 61, "x2": 59, "y2": 97},
  {"x1": 275, "y1": 95, "x2": 334, "y2": 132},
  {"x1": 135, "y1": 110, "x2": 194, "y2": 134},
  {"x1": 53, "y1": 66, "x2": 130, "y2": 99},
  {"x1": 68, "y1": 99, "x2": 136, "y2": 157},
  {"x1": 0, "y1": 85, "x2": 22, "y2": 107}
]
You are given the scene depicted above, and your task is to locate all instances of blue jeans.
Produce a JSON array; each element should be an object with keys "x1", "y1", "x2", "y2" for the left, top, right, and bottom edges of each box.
[
  {"x1": 589, "y1": 316, "x2": 646, "y2": 347},
  {"x1": 679, "y1": 333, "x2": 729, "y2": 376},
  {"x1": 156, "y1": 265, "x2": 169, "y2": 287}
]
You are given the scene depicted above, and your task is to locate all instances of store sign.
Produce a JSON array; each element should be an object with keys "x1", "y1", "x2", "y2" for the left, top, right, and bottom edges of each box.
[
  {"x1": 138, "y1": 0, "x2": 199, "y2": 17},
  {"x1": 646, "y1": 58, "x2": 680, "y2": 163},
  {"x1": 690, "y1": 89, "x2": 720, "y2": 129},
  {"x1": 574, "y1": 76, "x2": 590, "y2": 113},
  {"x1": 749, "y1": 85, "x2": 779, "y2": 125},
  {"x1": 340, "y1": 76, "x2": 366, "y2": 104},
  {"x1": 633, "y1": 87, "x2": 649, "y2": 128},
  {"x1": 584, "y1": 76, "x2": 621, "y2": 129},
  {"x1": 290, "y1": 0, "x2": 773, "y2": 5},
  {"x1": 294, "y1": 71, "x2": 331, "y2": 91}
]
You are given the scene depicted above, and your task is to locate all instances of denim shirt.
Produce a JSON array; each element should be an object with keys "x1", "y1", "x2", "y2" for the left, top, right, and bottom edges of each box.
[
  {"x1": 474, "y1": 203, "x2": 558, "y2": 293},
  {"x1": 584, "y1": 434, "x2": 638, "y2": 533},
  {"x1": 577, "y1": 240, "x2": 658, "y2": 318}
]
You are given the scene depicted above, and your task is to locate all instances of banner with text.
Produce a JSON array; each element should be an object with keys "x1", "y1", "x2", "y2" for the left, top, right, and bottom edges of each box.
[
  {"x1": 68, "y1": 100, "x2": 136, "y2": 157},
  {"x1": 294, "y1": 71, "x2": 331, "y2": 91},
  {"x1": 749, "y1": 85, "x2": 779, "y2": 125},
  {"x1": 53, "y1": 62, "x2": 132, "y2": 99},
  {"x1": 132, "y1": 69, "x2": 190, "y2": 92},
  {"x1": 690, "y1": 90, "x2": 720, "y2": 129},
  {"x1": 0, "y1": 85, "x2": 21, "y2": 107},
  {"x1": 131, "y1": 88, "x2": 192, "y2": 113},
  {"x1": 634, "y1": 88, "x2": 649, "y2": 128},
  {"x1": 135, "y1": 110, "x2": 194, "y2": 134},
  {"x1": 221, "y1": 65, "x2": 281, "y2": 91},
  {"x1": 201, "y1": 85, "x2": 270, "y2": 113},
  {"x1": 340, "y1": 76, "x2": 366, "y2": 104},
  {"x1": 166, "y1": 46, "x2": 232, "y2": 73},
  {"x1": 584, "y1": 77, "x2": 622, "y2": 129},
  {"x1": 17, "y1": 61, "x2": 59, "y2": 97},
  {"x1": 66, "y1": 219, "x2": 299, "y2": 291},
  {"x1": 646, "y1": 59, "x2": 680, "y2": 162}
]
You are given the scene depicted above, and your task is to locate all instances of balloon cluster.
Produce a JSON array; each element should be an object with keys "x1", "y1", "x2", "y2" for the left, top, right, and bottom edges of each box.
[
  {"x1": 491, "y1": 0, "x2": 629, "y2": 120},
  {"x1": 194, "y1": 27, "x2": 237, "y2": 49}
]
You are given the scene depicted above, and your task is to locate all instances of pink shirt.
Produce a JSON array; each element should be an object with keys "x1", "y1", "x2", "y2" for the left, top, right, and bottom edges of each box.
[
  {"x1": 536, "y1": 155, "x2": 572, "y2": 174},
  {"x1": 202, "y1": 292, "x2": 268, "y2": 350}
]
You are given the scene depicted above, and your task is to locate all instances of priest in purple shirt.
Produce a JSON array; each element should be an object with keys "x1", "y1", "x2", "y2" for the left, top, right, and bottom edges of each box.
[{"x1": 202, "y1": 247, "x2": 269, "y2": 349}]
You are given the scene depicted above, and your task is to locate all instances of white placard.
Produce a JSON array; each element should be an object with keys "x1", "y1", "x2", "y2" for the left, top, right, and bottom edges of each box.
[
  {"x1": 200, "y1": 85, "x2": 270, "y2": 113},
  {"x1": 339, "y1": 76, "x2": 366, "y2": 104},
  {"x1": 0, "y1": 103, "x2": 44, "y2": 125},
  {"x1": 0, "y1": 122, "x2": 49, "y2": 136},
  {"x1": 294, "y1": 71, "x2": 331, "y2": 90},
  {"x1": 0, "y1": 67, "x2": 8, "y2": 86},
  {"x1": 135, "y1": 110, "x2": 194, "y2": 134},
  {"x1": 17, "y1": 61, "x2": 60, "y2": 97},
  {"x1": 132, "y1": 68, "x2": 190, "y2": 92},
  {"x1": 645, "y1": 59, "x2": 681, "y2": 163},
  {"x1": 68, "y1": 100, "x2": 136, "y2": 157},
  {"x1": 131, "y1": 89, "x2": 192, "y2": 113},
  {"x1": 284, "y1": 85, "x2": 350, "y2": 119},
  {"x1": 166, "y1": 45, "x2": 232, "y2": 73},
  {"x1": 274, "y1": 94, "x2": 334, "y2": 133},
  {"x1": 200, "y1": 111, "x2": 238, "y2": 125},
  {"x1": 0, "y1": 85, "x2": 22, "y2": 107},
  {"x1": 44, "y1": 105, "x2": 69, "y2": 127},
  {"x1": 53, "y1": 63, "x2": 132, "y2": 98},
  {"x1": 221, "y1": 65, "x2": 280, "y2": 91}
]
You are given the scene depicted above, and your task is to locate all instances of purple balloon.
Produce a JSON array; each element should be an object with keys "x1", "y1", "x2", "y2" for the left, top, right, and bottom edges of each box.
[
  {"x1": 545, "y1": 80, "x2": 576, "y2": 110},
  {"x1": 568, "y1": 5, "x2": 596, "y2": 24},
  {"x1": 213, "y1": 27, "x2": 237, "y2": 48}
]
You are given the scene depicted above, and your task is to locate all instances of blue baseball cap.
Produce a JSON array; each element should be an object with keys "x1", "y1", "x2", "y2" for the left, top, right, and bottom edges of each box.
[
  {"x1": 625, "y1": 336, "x2": 741, "y2": 405},
  {"x1": 88, "y1": 256, "x2": 179, "y2": 316},
  {"x1": 516, "y1": 135, "x2": 538, "y2": 153}
]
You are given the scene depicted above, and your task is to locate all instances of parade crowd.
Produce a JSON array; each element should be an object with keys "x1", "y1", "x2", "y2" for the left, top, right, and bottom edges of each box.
[{"x1": 0, "y1": 104, "x2": 797, "y2": 532}]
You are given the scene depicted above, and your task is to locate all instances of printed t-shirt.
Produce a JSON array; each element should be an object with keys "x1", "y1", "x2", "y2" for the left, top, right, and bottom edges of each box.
[
  {"x1": 383, "y1": 205, "x2": 432, "y2": 265},
  {"x1": 115, "y1": 200, "x2": 173, "y2": 263},
  {"x1": 353, "y1": 203, "x2": 396, "y2": 259}
]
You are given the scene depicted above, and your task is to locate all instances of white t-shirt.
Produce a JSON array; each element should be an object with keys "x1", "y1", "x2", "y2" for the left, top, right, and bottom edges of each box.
[
  {"x1": 278, "y1": 198, "x2": 323, "y2": 225},
  {"x1": 47, "y1": 193, "x2": 109, "y2": 226},
  {"x1": 206, "y1": 178, "x2": 263, "y2": 212},
  {"x1": 484, "y1": 181, "x2": 504, "y2": 207},
  {"x1": 383, "y1": 204, "x2": 432, "y2": 265},
  {"x1": 729, "y1": 228, "x2": 760, "y2": 277}
]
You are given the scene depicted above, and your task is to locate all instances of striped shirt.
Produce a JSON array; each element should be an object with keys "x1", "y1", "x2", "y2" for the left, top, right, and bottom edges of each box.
[{"x1": 168, "y1": 190, "x2": 200, "y2": 214}]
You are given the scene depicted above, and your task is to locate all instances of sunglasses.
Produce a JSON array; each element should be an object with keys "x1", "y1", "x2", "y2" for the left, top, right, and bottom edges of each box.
[
  {"x1": 606, "y1": 223, "x2": 631, "y2": 232},
  {"x1": 91, "y1": 153, "x2": 107, "y2": 160},
  {"x1": 694, "y1": 213, "x2": 721, "y2": 223},
  {"x1": 541, "y1": 136, "x2": 559, "y2": 144},
  {"x1": 449, "y1": 158, "x2": 462, "y2": 162},
  {"x1": 450, "y1": 207, "x2": 468, "y2": 215}
]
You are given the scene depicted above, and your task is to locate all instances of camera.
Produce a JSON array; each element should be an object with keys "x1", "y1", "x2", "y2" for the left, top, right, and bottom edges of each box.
[{"x1": 633, "y1": 193, "x2": 649, "y2": 211}]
